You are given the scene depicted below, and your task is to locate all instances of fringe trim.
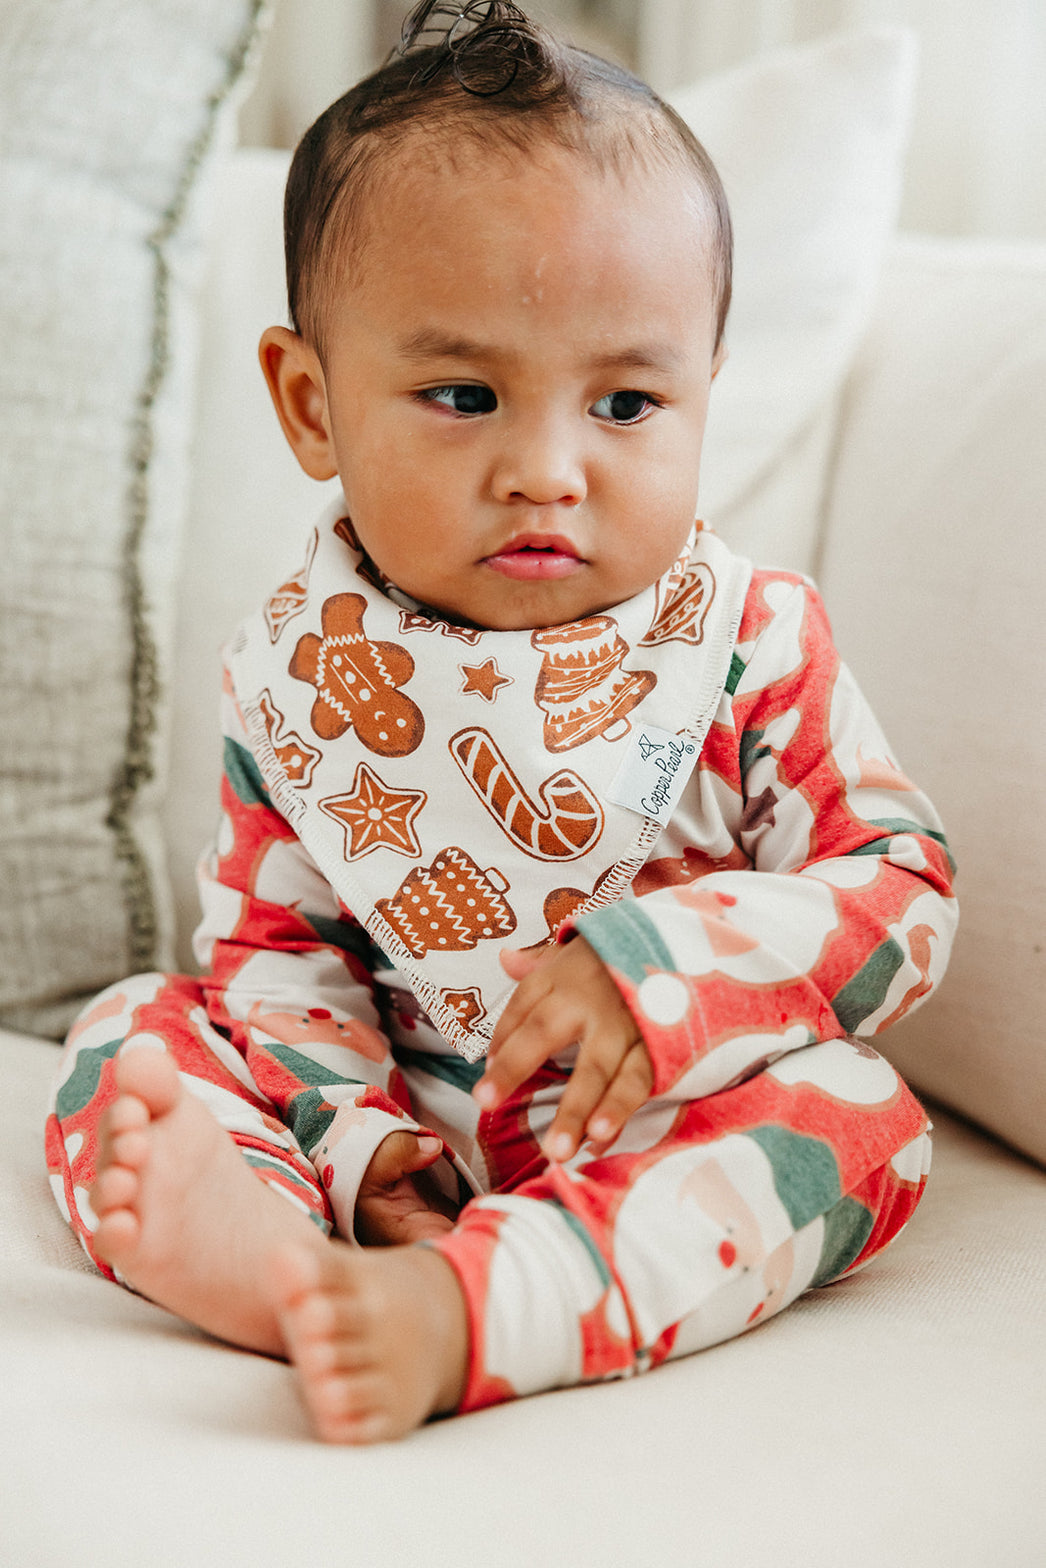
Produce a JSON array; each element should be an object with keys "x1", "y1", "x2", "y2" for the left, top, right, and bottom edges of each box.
[{"x1": 107, "y1": 0, "x2": 272, "y2": 972}]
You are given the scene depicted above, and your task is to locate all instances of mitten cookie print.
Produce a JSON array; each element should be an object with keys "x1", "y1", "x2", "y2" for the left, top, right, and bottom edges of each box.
[{"x1": 375, "y1": 847, "x2": 516, "y2": 957}]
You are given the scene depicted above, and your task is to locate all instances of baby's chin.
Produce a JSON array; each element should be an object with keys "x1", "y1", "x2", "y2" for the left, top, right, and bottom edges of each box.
[{"x1": 413, "y1": 574, "x2": 627, "y2": 635}]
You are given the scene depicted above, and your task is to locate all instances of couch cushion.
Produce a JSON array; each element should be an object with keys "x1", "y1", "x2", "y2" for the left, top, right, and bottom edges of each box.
[
  {"x1": 0, "y1": 0, "x2": 268, "y2": 1036},
  {"x1": 4, "y1": 1025, "x2": 1043, "y2": 1565},
  {"x1": 819, "y1": 235, "x2": 1046, "y2": 1167}
]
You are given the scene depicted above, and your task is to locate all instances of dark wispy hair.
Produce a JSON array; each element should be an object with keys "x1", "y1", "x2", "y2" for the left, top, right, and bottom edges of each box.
[{"x1": 284, "y1": 0, "x2": 732, "y2": 353}]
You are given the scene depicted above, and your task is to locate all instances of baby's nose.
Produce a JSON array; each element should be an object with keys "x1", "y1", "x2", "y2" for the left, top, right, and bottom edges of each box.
[{"x1": 491, "y1": 424, "x2": 586, "y2": 506}]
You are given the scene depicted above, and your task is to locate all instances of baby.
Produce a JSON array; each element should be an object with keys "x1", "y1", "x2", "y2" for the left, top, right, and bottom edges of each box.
[{"x1": 47, "y1": 0, "x2": 957, "y2": 1444}]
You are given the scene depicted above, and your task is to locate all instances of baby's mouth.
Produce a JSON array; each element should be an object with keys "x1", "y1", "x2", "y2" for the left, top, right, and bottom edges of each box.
[{"x1": 484, "y1": 535, "x2": 584, "y2": 582}]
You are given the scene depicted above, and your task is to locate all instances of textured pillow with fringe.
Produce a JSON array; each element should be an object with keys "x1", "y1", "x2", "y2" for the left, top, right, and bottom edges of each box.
[{"x1": 0, "y1": 0, "x2": 269, "y2": 1036}]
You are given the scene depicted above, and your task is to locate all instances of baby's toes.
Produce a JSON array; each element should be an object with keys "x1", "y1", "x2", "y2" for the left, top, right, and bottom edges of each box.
[
  {"x1": 91, "y1": 1162, "x2": 139, "y2": 1217},
  {"x1": 97, "y1": 1093, "x2": 149, "y2": 1164},
  {"x1": 308, "y1": 1368, "x2": 389, "y2": 1445}
]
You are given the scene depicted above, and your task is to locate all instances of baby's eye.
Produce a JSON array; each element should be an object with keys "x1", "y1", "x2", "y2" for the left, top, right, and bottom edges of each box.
[
  {"x1": 419, "y1": 384, "x2": 497, "y2": 416},
  {"x1": 590, "y1": 389, "x2": 658, "y2": 424}
]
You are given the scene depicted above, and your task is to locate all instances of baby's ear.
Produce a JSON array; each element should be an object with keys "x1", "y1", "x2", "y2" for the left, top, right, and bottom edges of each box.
[
  {"x1": 711, "y1": 339, "x2": 728, "y2": 380},
  {"x1": 258, "y1": 326, "x2": 338, "y2": 481}
]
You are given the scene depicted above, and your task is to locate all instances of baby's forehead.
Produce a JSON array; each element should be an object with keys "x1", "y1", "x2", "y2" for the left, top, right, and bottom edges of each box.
[
  {"x1": 304, "y1": 106, "x2": 727, "y2": 357},
  {"x1": 347, "y1": 122, "x2": 716, "y2": 257}
]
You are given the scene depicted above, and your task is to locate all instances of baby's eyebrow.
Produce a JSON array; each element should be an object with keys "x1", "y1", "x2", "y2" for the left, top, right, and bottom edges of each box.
[
  {"x1": 586, "y1": 343, "x2": 684, "y2": 375},
  {"x1": 397, "y1": 328, "x2": 684, "y2": 376},
  {"x1": 397, "y1": 328, "x2": 490, "y2": 363}
]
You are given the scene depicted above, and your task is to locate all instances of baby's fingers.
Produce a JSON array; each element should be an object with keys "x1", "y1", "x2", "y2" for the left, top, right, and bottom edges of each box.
[
  {"x1": 474, "y1": 998, "x2": 571, "y2": 1111},
  {"x1": 583, "y1": 1043, "x2": 655, "y2": 1152},
  {"x1": 542, "y1": 1033, "x2": 651, "y2": 1162}
]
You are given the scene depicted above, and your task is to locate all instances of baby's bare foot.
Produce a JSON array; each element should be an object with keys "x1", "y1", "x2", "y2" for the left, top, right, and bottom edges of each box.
[
  {"x1": 269, "y1": 1240, "x2": 469, "y2": 1443},
  {"x1": 91, "y1": 1046, "x2": 325, "y2": 1355}
]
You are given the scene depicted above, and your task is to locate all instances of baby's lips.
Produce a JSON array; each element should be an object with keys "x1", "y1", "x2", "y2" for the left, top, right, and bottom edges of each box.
[
  {"x1": 484, "y1": 537, "x2": 585, "y2": 581},
  {"x1": 488, "y1": 531, "x2": 581, "y2": 560}
]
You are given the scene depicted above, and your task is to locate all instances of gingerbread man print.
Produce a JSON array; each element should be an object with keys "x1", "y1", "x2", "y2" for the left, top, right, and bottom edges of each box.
[{"x1": 289, "y1": 593, "x2": 424, "y2": 755}]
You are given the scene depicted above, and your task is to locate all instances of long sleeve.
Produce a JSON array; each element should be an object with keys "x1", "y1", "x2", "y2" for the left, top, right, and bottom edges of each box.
[
  {"x1": 191, "y1": 664, "x2": 427, "y2": 1235},
  {"x1": 569, "y1": 573, "x2": 958, "y2": 1099}
]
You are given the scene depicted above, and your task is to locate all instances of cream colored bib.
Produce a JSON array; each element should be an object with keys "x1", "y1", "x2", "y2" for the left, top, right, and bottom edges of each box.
[{"x1": 230, "y1": 500, "x2": 751, "y2": 1061}]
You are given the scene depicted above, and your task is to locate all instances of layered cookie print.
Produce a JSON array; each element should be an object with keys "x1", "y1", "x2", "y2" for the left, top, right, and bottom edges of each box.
[{"x1": 532, "y1": 614, "x2": 655, "y2": 751}]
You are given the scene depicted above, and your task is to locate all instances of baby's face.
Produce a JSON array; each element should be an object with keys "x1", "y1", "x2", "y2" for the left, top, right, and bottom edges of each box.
[{"x1": 318, "y1": 140, "x2": 722, "y2": 630}]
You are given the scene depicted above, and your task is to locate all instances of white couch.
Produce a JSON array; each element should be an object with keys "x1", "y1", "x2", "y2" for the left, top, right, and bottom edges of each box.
[{"x1": 3, "y1": 13, "x2": 1046, "y2": 1566}]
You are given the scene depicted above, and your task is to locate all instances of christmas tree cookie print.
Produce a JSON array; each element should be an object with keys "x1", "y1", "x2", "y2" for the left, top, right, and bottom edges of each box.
[
  {"x1": 642, "y1": 561, "x2": 716, "y2": 645},
  {"x1": 263, "y1": 530, "x2": 317, "y2": 644},
  {"x1": 375, "y1": 848, "x2": 516, "y2": 958},
  {"x1": 257, "y1": 690, "x2": 320, "y2": 789}
]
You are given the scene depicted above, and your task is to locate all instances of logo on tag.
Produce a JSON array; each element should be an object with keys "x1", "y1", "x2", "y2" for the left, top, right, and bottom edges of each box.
[{"x1": 606, "y1": 724, "x2": 699, "y2": 823}]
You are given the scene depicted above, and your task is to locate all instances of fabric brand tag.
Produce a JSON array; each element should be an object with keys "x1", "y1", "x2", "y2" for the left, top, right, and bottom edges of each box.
[{"x1": 606, "y1": 723, "x2": 699, "y2": 823}]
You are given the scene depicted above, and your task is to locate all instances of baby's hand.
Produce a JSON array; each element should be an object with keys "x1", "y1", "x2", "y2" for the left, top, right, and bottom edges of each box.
[
  {"x1": 474, "y1": 938, "x2": 654, "y2": 1163},
  {"x1": 355, "y1": 1130, "x2": 459, "y2": 1246}
]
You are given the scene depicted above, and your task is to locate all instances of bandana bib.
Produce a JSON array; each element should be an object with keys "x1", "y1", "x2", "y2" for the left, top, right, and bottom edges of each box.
[{"x1": 229, "y1": 501, "x2": 751, "y2": 1061}]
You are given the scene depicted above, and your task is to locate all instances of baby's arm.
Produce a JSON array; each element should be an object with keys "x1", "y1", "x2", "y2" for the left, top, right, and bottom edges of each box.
[
  {"x1": 479, "y1": 577, "x2": 957, "y2": 1156},
  {"x1": 569, "y1": 576, "x2": 957, "y2": 1104},
  {"x1": 476, "y1": 935, "x2": 654, "y2": 1162}
]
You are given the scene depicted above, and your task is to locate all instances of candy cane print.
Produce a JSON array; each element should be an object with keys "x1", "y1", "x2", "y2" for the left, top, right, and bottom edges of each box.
[{"x1": 449, "y1": 727, "x2": 604, "y2": 860}]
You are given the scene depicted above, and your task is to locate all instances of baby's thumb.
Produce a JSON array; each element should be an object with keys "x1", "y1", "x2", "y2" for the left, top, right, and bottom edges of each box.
[
  {"x1": 406, "y1": 1133, "x2": 443, "y2": 1172},
  {"x1": 368, "y1": 1129, "x2": 442, "y2": 1185}
]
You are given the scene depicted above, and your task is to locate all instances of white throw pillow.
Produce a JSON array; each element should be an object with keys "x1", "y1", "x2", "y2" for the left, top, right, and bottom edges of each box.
[
  {"x1": 0, "y1": 0, "x2": 269, "y2": 1036},
  {"x1": 818, "y1": 236, "x2": 1046, "y2": 1168},
  {"x1": 671, "y1": 28, "x2": 917, "y2": 566}
]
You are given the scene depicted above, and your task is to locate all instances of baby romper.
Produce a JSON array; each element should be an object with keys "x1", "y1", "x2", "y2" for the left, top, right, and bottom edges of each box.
[{"x1": 47, "y1": 508, "x2": 957, "y2": 1409}]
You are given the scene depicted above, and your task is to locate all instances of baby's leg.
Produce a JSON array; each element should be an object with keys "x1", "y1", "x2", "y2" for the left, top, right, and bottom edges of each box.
[
  {"x1": 422, "y1": 1037, "x2": 932, "y2": 1411},
  {"x1": 47, "y1": 974, "x2": 334, "y2": 1355}
]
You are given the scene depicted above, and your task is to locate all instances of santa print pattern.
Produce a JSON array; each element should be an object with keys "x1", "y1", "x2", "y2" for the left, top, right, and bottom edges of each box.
[{"x1": 47, "y1": 555, "x2": 956, "y2": 1412}]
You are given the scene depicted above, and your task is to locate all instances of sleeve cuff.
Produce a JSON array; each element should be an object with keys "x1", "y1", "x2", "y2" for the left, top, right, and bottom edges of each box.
[{"x1": 310, "y1": 1100, "x2": 425, "y2": 1245}]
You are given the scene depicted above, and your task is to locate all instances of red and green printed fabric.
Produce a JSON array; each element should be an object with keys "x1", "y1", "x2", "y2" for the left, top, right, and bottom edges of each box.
[{"x1": 47, "y1": 561, "x2": 956, "y2": 1408}]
